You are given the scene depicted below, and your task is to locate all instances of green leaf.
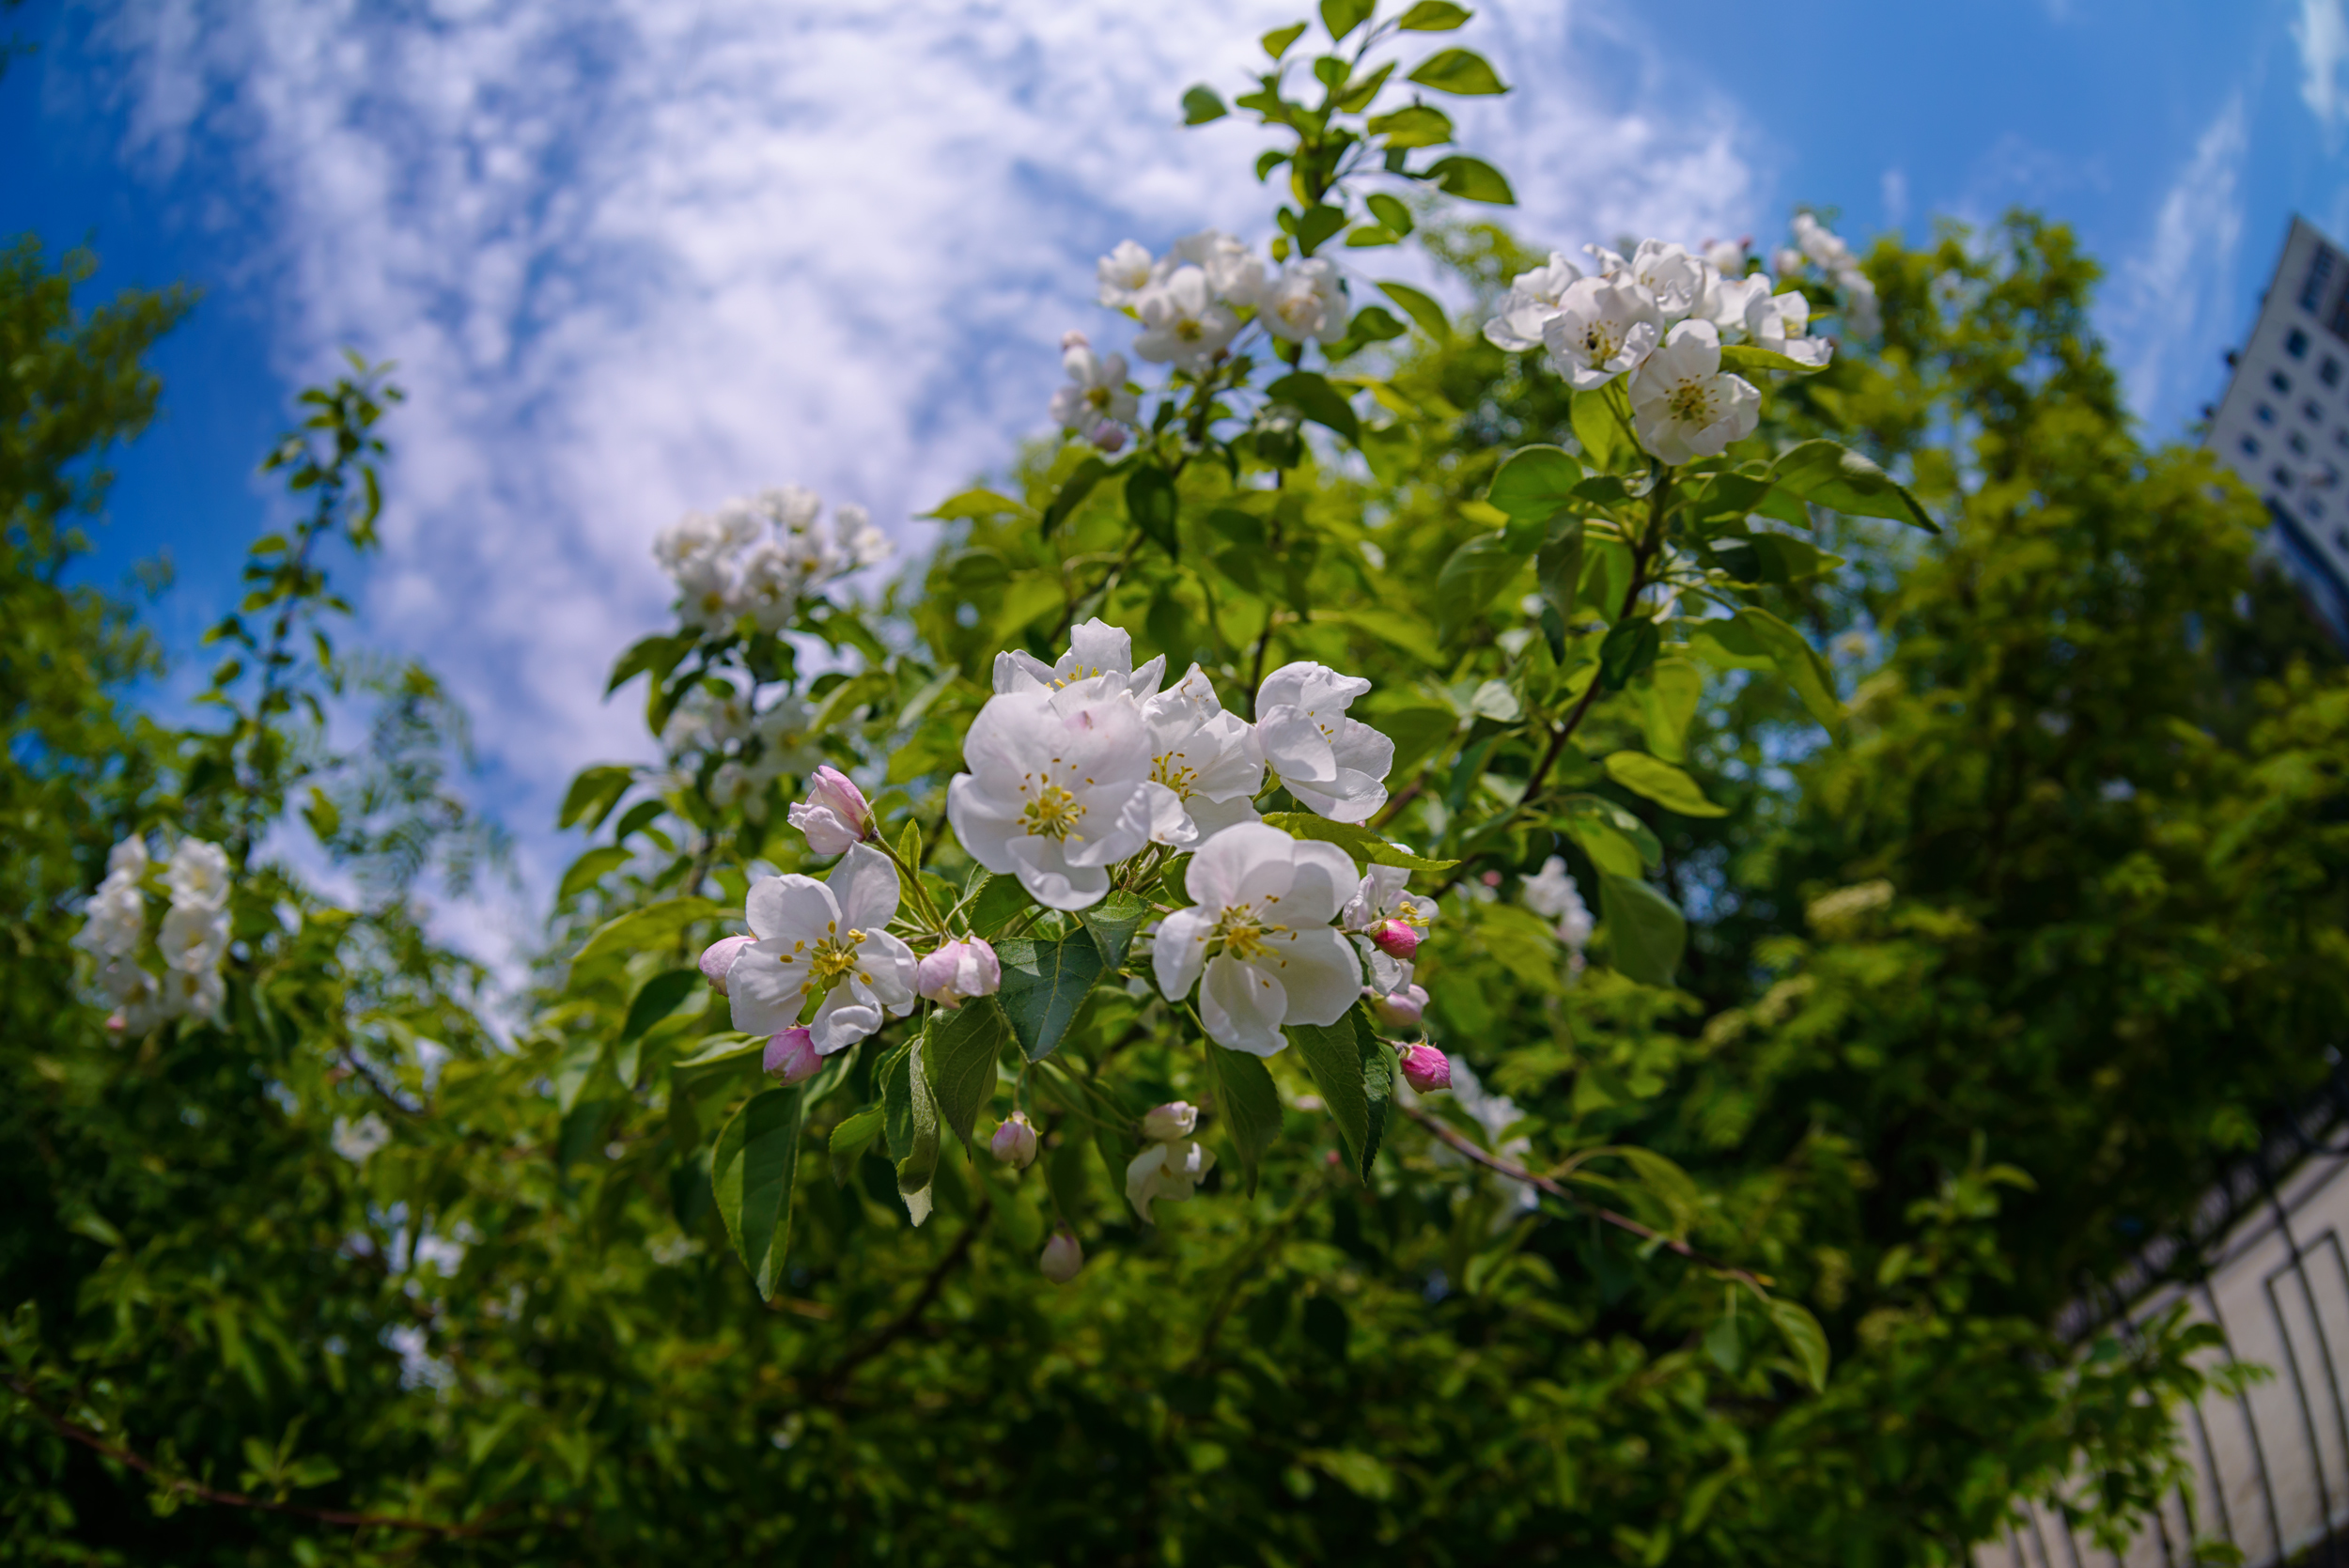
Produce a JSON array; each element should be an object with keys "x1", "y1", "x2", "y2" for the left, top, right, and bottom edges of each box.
[
  {"x1": 926, "y1": 1001, "x2": 1010, "y2": 1147},
  {"x1": 1435, "y1": 530, "x2": 1530, "y2": 644},
  {"x1": 1368, "y1": 105, "x2": 1455, "y2": 153},
  {"x1": 1264, "y1": 371, "x2": 1360, "y2": 442},
  {"x1": 1570, "y1": 388, "x2": 1634, "y2": 473},
  {"x1": 1423, "y1": 154, "x2": 1515, "y2": 204},
  {"x1": 1364, "y1": 193, "x2": 1414, "y2": 236},
  {"x1": 1536, "y1": 517, "x2": 1586, "y2": 625},
  {"x1": 1746, "y1": 531, "x2": 1845, "y2": 584},
  {"x1": 1357, "y1": 1024, "x2": 1393, "y2": 1179},
  {"x1": 1599, "y1": 875, "x2": 1686, "y2": 987},
  {"x1": 1768, "y1": 1297, "x2": 1831, "y2": 1392},
  {"x1": 1597, "y1": 617, "x2": 1660, "y2": 690},
  {"x1": 1260, "y1": 812, "x2": 1458, "y2": 872},
  {"x1": 829, "y1": 1105, "x2": 885, "y2": 1186},
  {"x1": 1344, "y1": 226, "x2": 1401, "y2": 249},
  {"x1": 1397, "y1": 0, "x2": 1471, "y2": 27},
  {"x1": 962, "y1": 872, "x2": 1036, "y2": 938},
  {"x1": 1333, "y1": 304, "x2": 1407, "y2": 348},
  {"x1": 1767, "y1": 439, "x2": 1937, "y2": 532},
  {"x1": 1634, "y1": 658, "x2": 1703, "y2": 763},
  {"x1": 1562, "y1": 792, "x2": 1662, "y2": 871},
  {"x1": 558, "y1": 765, "x2": 634, "y2": 831},
  {"x1": 557, "y1": 845, "x2": 631, "y2": 904},
  {"x1": 1332, "y1": 59, "x2": 1397, "y2": 113},
  {"x1": 621, "y1": 968, "x2": 704, "y2": 1048},
  {"x1": 1288, "y1": 1009, "x2": 1376, "y2": 1176},
  {"x1": 1705, "y1": 1311, "x2": 1745, "y2": 1374},
  {"x1": 1611, "y1": 1144, "x2": 1705, "y2": 1236},
  {"x1": 1080, "y1": 890, "x2": 1150, "y2": 970},
  {"x1": 1601, "y1": 752, "x2": 1727, "y2": 818},
  {"x1": 1687, "y1": 615, "x2": 1776, "y2": 672},
  {"x1": 1042, "y1": 455, "x2": 1112, "y2": 536},
  {"x1": 1377, "y1": 279, "x2": 1450, "y2": 338},
  {"x1": 1326, "y1": 605, "x2": 1442, "y2": 666},
  {"x1": 1719, "y1": 344, "x2": 1826, "y2": 376},
  {"x1": 605, "y1": 632, "x2": 693, "y2": 697},
  {"x1": 1181, "y1": 85, "x2": 1229, "y2": 125},
  {"x1": 1295, "y1": 204, "x2": 1349, "y2": 255},
  {"x1": 924, "y1": 488, "x2": 1034, "y2": 522},
  {"x1": 1320, "y1": 0, "x2": 1375, "y2": 39},
  {"x1": 1407, "y1": 47, "x2": 1508, "y2": 95},
  {"x1": 1262, "y1": 21, "x2": 1309, "y2": 57},
  {"x1": 1486, "y1": 443, "x2": 1585, "y2": 522},
  {"x1": 669, "y1": 1032, "x2": 763, "y2": 1071},
  {"x1": 1207, "y1": 1048, "x2": 1283, "y2": 1194},
  {"x1": 710, "y1": 1087, "x2": 806, "y2": 1300},
  {"x1": 1126, "y1": 464, "x2": 1180, "y2": 558},
  {"x1": 1735, "y1": 606, "x2": 1843, "y2": 736},
  {"x1": 571, "y1": 897, "x2": 722, "y2": 976},
  {"x1": 994, "y1": 936, "x2": 1110, "y2": 1061},
  {"x1": 894, "y1": 1035, "x2": 941, "y2": 1226}
]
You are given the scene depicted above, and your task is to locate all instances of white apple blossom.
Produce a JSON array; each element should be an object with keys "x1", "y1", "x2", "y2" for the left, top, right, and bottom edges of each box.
[
  {"x1": 1482, "y1": 252, "x2": 1582, "y2": 352},
  {"x1": 1342, "y1": 864, "x2": 1438, "y2": 996},
  {"x1": 946, "y1": 674, "x2": 1156, "y2": 911},
  {"x1": 1131, "y1": 267, "x2": 1239, "y2": 373},
  {"x1": 74, "y1": 842, "x2": 148, "y2": 962},
  {"x1": 915, "y1": 938, "x2": 1002, "y2": 1009},
  {"x1": 1141, "y1": 663, "x2": 1264, "y2": 846},
  {"x1": 1166, "y1": 229, "x2": 1268, "y2": 307},
  {"x1": 1127, "y1": 1137, "x2": 1215, "y2": 1223},
  {"x1": 332, "y1": 1112, "x2": 393, "y2": 1165},
  {"x1": 1792, "y1": 212, "x2": 1854, "y2": 272},
  {"x1": 1747, "y1": 288, "x2": 1834, "y2": 367},
  {"x1": 1540, "y1": 275, "x2": 1664, "y2": 391},
  {"x1": 1261, "y1": 258, "x2": 1349, "y2": 345},
  {"x1": 1049, "y1": 336, "x2": 1139, "y2": 435},
  {"x1": 159, "y1": 964, "x2": 226, "y2": 1025},
  {"x1": 992, "y1": 617, "x2": 1165, "y2": 701},
  {"x1": 832, "y1": 504, "x2": 891, "y2": 571},
  {"x1": 1841, "y1": 271, "x2": 1882, "y2": 337},
  {"x1": 1697, "y1": 269, "x2": 1773, "y2": 344},
  {"x1": 1626, "y1": 239, "x2": 1711, "y2": 324},
  {"x1": 788, "y1": 765, "x2": 872, "y2": 855},
  {"x1": 1627, "y1": 320, "x2": 1762, "y2": 465},
  {"x1": 1151, "y1": 822, "x2": 1364, "y2": 1056},
  {"x1": 1097, "y1": 240, "x2": 1156, "y2": 307},
  {"x1": 1702, "y1": 238, "x2": 1749, "y2": 275},
  {"x1": 164, "y1": 840, "x2": 231, "y2": 912},
  {"x1": 1523, "y1": 856, "x2": 1594, "y2": 952},
  {"x1": 158, "y1": 903, "x2": 229, "y2": 975},
  {"x1": 725, "y1": 843, "x2": 919, "y2": 1053},
  {"x1": 1141, "y1": 1101, "x2": 1199, "y2": 1142},
  {"x1": 1254, "y1": 661, "x2": 1393, "y2": 824}
]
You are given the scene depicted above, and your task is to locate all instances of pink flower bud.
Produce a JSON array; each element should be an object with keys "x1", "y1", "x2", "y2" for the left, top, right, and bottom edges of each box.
[
  {"x1": 916, "y1": 937, "x2": 1002, "y2": 1009},
  {"x1": 1141, "y1": 1101, "x2": 1197, "y2": 1142},
  {"x1": 698, "y1": 934, "x2": 752, "y2": 995},
  {"x1": 787, "y1": 766, "x2": 871, "y2": 856},
  {"x1": 1480, "y1": 870, "x2": 1503, "y2": 888},
  {"x1": 762, "y1": 1027, "x2": 821, "y2": 1085},
  {"x1": 1368, "y1": 919, "x2": 1420, "y2": 960},
  {"x1": 1038, "y1": 1228, "x2": 1084, "y2": 1283},
  {"x1": 1367, "y1": 983, "x2": 1428, "y2": 1030},
  {"x1": 991, "y1": 1111, "x2": 1038, "y2": 1169},
  {"x1": 1090, "y1": 421, "x2": 1128, "y2": 454},
  {"x1": 1060, "y1": 329, "x2": 1090, "y2": 351},
  {"x1": 1398, "y1": 1042, "x2": 1452, "y2": 1094}
]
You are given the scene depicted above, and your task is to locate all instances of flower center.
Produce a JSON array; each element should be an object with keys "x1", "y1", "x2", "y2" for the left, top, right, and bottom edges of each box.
[
  {"x1": 1667, "y1": 377, "x2": 1716, "y2": 426},
  {"x1": 1152, "y1": 753, "x2": 1200, "y2": 798},
  {"x1": 1175, "y1": 318, "x2": 1204, "y2": 342},
  {"x1": 1214, "y1": 902, "x2": 1291, "y2": 962},
  {"x1": 1086, "y1": 386, "x2": 1113, "y2": 411},
  {"x1": 1021, "y1": 784, "x2": 1085, "y2": 840},
  {"x1": 801, "y1": 930, "x2": 866, "y2": 995},
  {"x1": 1579, "y1": 322, "x2": 1622, "y2": 365}
]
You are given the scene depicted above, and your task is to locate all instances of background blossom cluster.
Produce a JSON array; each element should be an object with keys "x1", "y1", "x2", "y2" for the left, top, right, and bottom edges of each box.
[
  {"x1": 652, "y1": 485, "x2": 891, "y2": 635},
  {"x1": 73, "y1": 836, "x2": 234, "y2": 1034}
]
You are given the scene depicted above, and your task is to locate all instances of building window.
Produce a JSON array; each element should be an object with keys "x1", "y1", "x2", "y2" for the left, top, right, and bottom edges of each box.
[
  {"x1": 2340, "y1": 428, "x2": 2349, "y2": 449},
  {"x1": 2293, "y1": 431, "x2": 2311, "y2": 456},
  {"x1": 2243, "y1": 435, "x2": 2263, "y2": 456},
  {"x1": 2312, "y1": 400, "x2": 2328, "y2": 422},
  {"x1": 2305, "y1": 245, "x2": 2339, "y2": 311},
  {"x1": 2326, "y1": 357, "x2": 2343, "y2": 387},
  {"x1": 2290, "y1": 327, "x2": 2312, "y2": 357},
  {"x1": 2314, "y1": 496, "x2": 2330, "y2": 519},
  {"x1": 2272, "y1": 370, "x2": 2294, "y2": 394},
  {"x1": 2339, "y1": 526, "x2": 2349, "y2": 551},
  {"x1": 2276, "y1": 465, "x2": 2297, "y2": 489},
  {"x1": 2259, "y1": 403, "x2": 2277, "y2": 424}
]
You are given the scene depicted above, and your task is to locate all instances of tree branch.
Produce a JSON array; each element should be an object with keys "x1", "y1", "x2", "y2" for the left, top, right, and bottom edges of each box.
[{"x1": 817, "y1": 1208, "x2": 988, "y2": 1399}]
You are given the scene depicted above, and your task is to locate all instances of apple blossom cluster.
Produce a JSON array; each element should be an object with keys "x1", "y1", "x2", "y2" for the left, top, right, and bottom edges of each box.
[
  {"x1": 653, "y1": 485, "x2": 892, "y2": 636},
  {"x1": 1050, "y1": 230, "x2": 1351, "y2": 444},
  {"x1": 1773, "y1": 213, "x2": 1881, "y2": 339},
  {"x1": 661, "y1": 685, "x2": 822, "y2": 821},
  {"x1": 73, "y1": 836, "x2": 234, "y2": 1035},
  {"x1": 1126, "y1": 1099, "x2": 1214, "y2": 1222},
  {"x1": 1522, "y1": 855, "x2": 1594, "y2": 976},
  {"x1": 1483, "y1": 235, "x2": 1844, "y2": 464}
]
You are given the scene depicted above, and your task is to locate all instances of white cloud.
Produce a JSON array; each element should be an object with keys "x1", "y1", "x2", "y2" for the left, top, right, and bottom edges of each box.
[
  {"x1": 2296, "y1": 0, "x2": 2349, "y2": 136},
  {"x1": 2108, "y1": 95, "x2": 2248, "y2": 427},
  {"x1": 1881, "y1": 166, "x2": 1908, "y2": 229},
  {"x1": 82, "y1": 0, "x2": 1761, "y2": 922}
]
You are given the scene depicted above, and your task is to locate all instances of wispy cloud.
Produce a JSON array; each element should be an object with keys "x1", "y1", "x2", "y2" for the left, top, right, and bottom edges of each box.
[
  {"x1": 2296, "y1": 0, "x2": 2349, "y2": 138},
  {"x1": 2108, "y1": 94, "x2": 2248, "y2": 429},
  {"x1": 81, "y1": 0, "x2": 1761, "y2": 918}
]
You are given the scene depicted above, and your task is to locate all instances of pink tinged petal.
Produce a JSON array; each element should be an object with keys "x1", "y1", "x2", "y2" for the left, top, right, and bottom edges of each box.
[
  {"x1": 1398, "y1": 1043, "x2": 1452, "y2": 1093},
  {"x1": 1368, "y1": 983, "x2": 1428, "y2": 1029},
  {"x1": 806, "y1": 984, "x2": 884, "y2": 1053},
  {"x1": 698, "y1": 934, "x2": 752, "y2": 995},
  {"x1": 828, "y1": 842, "x2": 902, "y2": 932},
  {"x1": 992, "y1": 1112, "x2": 1039, "y2": 1168},
  {"x1": 1038, "y1": 1228, "x2": 1084, "y2": 1281},
  {"x1": 745, "y1": 875, "x2": 839, "y2": 944},
  {"x1": 1370, "y1": 920, "x2": 1421, "y2": 960},
  {"x1": 1270, "y1": 927, "x2": 1363, "y2": 1028},
  {"x1": 764, "y1": 1028, "x2": 822, "y2": 1084},
  {"x1": 807, "y1": 765, "x2": 870, "y2": 836},
  {"x1": 1152, "y1": 906, "x2": 1214, "y2": 1001},
  {"x1": 1201, "y1": 954, "x2": 1288, "y2": 1057}
]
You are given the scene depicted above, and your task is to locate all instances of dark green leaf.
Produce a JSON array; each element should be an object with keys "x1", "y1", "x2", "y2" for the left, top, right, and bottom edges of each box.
[
  {"x1": 1260, "y1": 812, "x2": 1458, "y2": 871},
  {"x1": 1332, "y1": 59, "x2": 1397, "y2": 113},
  {"x1": 557, "y1": 845, "x2": 631, "y2": 903},
  {"x1": 962, "y1": 872, "x2": 1036, "y2": 938},
  {"x1": 1423, "y1": 155, "x2": 1515, "y2": 204},
  {"x1": 1597, "y1": 618, "x2": 1661, "y2": 690},
  {"x1": 1265, "y1": 371, "x2": 1361, "y2": 442},
  {"x1": 1295, "y1": 204, "x2": 1348, "y2": 255},
  {"x1": 1747, "y1": 532, "x2": 1846, "y2": 584},
  {"x1": 711, "y1": 1087, "x2": 805, "y2": 1300},
  {"x1": 1407, "y1": 48, "x2": 1508, "y2": 94},
  {"x1": 1334, "y1": 304, "x2": 1407, "y2": 348},
  {"x1": 1042, "y1": 456, "x2": 1112, "y2": 536},
  {"x1": 570, "y1": 897, "x2": 722, "y2": 976},
  {"x1": 994, "y1": 936, "x2": 1110, "y2": 1062},
  {"x1": 1320, "y1": 0, "x2": 1375, "y2": 39},
  {"x1": 622, "y1": 968, "x2": 704, "y2": 1048},
  {"x1": 829, "y1": 1105, "x2": 885, "y2": 1186},
  {"x1": 1357, "y1": 1024, "x2": 1393, "y2": 1179},
  {"x1": 1435, "y1": 530, "x2": 1530, "y2": 645},
  {"x1": 1536, "y1": 516, "x2": 1586, "y2": 624},
  {"x1": 1181, "y1": 85, "x2": 1229, "y2": 125},
  {"x1": 895, "y1": 1034, "x2": 942, "y2": 1225},
  {"x1": 1571, "y1": 389, "x2": 1634, "y2": 473},
  {"x1": 1735, "y1": 606, "x2": 1843, "y2": 736},
  {"x1": 1366, "y1": 104, "x2": 1454, "y2": 148},
  {"x1": 605, "y1": 633, "x2": 693, "y2": 697},
  {"x1": 1397, "y1": 0, "x2": 1471, "y2": 27},
  {"x1": 1768, "y1": 1297, "x2": 1831, "y2": 1392},
  {"x1": 1486, "y1": 443, "x2": 1584, "y2": 522},
  {"x1": 558, "y1": 765, "x2": 634, "y2": 831},
  {"x1": 1601, "y1": 752, "x2": 1726, "y2": 817},
  {"x1": 1262, "y1": 21, "x2": 1309, "y2": 57},
  {"x1": 1080, "y1": 891, "x2": 1151, "y2": 970},
  {"x1": 1377, "y1": 280, "x2": 1450, "y2": 338},
  {"x1": 1126, "y1": 464, "x2": 1180, "y2": 558},
  {"x1": 926, "y1": 1001, "x2": 1010, "y2": 1147},
  {"x1": 1767, "y1": 439, "x2": 1937, "y2": 532},
  {"x1": 1207, "y1": 1048, "x2": 1283, "y2": 1194},
  {"x1": 1288, "y1": 1008, "x2": 1374, "y2": 1177},
  {"x1": 1599, "y1": 874, "x2": 1685, "y2": 987},
  {"x1": 1364, "y1": 194, "x2": 1414, "y2": 236},
  {"x1": 1561, "y1": 792, "x2": 1663, "y2": 871}
]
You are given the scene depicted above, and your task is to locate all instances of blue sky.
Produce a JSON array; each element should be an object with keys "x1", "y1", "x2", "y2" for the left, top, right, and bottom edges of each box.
[{"x1": 0, "y1": 0, "x2": 2326, "y2": 939}]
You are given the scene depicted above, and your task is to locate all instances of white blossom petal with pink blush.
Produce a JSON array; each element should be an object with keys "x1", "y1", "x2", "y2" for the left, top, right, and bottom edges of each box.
[
  {"x1": 1540, "y1": 275, "x2": 1663, "y2": 391},
  {"x1": 1627, "y1": 319, "x2": 1761, "y2": 465},
  {"x1": 1254, "y1": 661, "x2": 1392, "y2": 823},
  {"x1": 947, "y1": 672, "x2": 1155, "y2": 911},
  {"x1": 727, "y1": 844, "x2": 916, "y2": 1051},
  {"x1": 788, "y1": 766, "x2": 871, "y2": 855},
  {"x1": 1151, "y1": 822, "x2": 1364, "y2": 1056},
  {"x1": 916, "y1": 939, "x2": 1001, "y2": 1008},
  {"x1": 992, "y1": 618, "x2": 1164, "y2": 701},
  {"x1": 1127, "y1": 1138, "x2": 1214, "y2": 1222},
  {"x1": 1483, "y1": 252, "x2": 1583, "y2": 352},
  {"x1": 1141, "y1": 663, "x2": 1263, "y2": 846}
]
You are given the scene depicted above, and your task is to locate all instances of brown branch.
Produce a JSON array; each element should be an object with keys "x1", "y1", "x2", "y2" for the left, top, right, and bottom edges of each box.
[
  {"x1": 817, "y1": 1208, "x2": 988, "y2": 1399},
  {"x1": 6, "y1": 1378, "x2": 517, "y2": 1537},
  {"x1": 1397, "y1": 1104, "x2": 1772, "y2": 1292}
]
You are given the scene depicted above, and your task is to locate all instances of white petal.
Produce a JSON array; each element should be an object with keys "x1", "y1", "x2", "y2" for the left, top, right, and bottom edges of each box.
[
  {"x1": 1007, "y1": 837, "x2": 1110, "y2": 910},
  {"x1": 1273, "y1": 927, "x2": 1363, "y2": 1027},
  {"x1": 744, "y1": 875, "x2": 838, "y2": 944},
  {"x1": 1153, "y1": 906, "x2": 1215, "y2": 1001},
  {"x1": 828, "y1": 842, "x2": 902, "y2": 932},
  {"x1": 807, "y1": 984, "x2": 883, "y2": 1053},
  {"x1": 726, "y1": 945, "x2": 805, "y2": 1036},
  {"x1": 1126, "y1": 1142, "x2": 1170, "y2": 1222},
  {"x1": 945, "y1": 774, "x2": 1021, "y2": 873},
  {"x1": 854, "y1": 929, "x2": 921, "y2": 1010},
  {"x1": 1280, "y1": 840, "x2": 1361, "y2": 925},
  {"x1": 1201, "y1": 954, "x2": 1288, "y2": 1056},
  {"x1": 1144, "y1": 781, "x2": 1199, "y2": 846}
]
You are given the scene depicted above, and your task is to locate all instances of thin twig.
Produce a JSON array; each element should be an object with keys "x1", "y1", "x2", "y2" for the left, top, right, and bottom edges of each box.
[
  {"x1": 1398, "y1": 1104, "x2": 1772, "y2": 1291},
  {"x1": 817, "y1": 1209, "x2": 988, "y2": 1398},
  {"x1": 6, "y1": 1378, "x2": 517, "y2": 1537}
]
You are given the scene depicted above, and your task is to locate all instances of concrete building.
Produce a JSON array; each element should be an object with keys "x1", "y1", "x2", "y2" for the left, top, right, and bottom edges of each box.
[{"x1": 2207, "y1": 216, "x2": 2349, "y2": 647}]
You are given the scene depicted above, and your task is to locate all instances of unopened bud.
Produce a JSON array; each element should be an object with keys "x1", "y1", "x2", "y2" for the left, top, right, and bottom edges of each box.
[
  {"x1": 698, "y1": 934, "x2": 752, "y2": 995},
  {"x1": 1060, "y1": 329, "x2": 1090, "y2": 351},
  {"x1": 1090, "y1": 421, "x2": 1128, "y2": 454},
  {"x1": 1368, "y1": 919, "x2": 1420, "y2": 960},
  {"x1": 1141, "y1": 1101, "x2": 1198, "y2": 1142},
  {"x1": 762, "y1": 1027, "x2": 821, "y2": 1085},
  {"x1": 917, "y1": 937, "x2": 1002, "y2": 1009},
  {"x1": 1367, "y1": 982, "x2": 1428, "y2": 1030},
  {"x1": 1039, "y1": 1228, "x2": 1084, "y2": 1283},
  {"x1": 1398, "y1": 1041, "x2": 1452, "y2": 1094},
  {"x1": 991, "y1": 1110, "x2": 1039, "y2": 1169},
  {"x1": 787, "y1": 765, "x2": 871, "y2": 855}
]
